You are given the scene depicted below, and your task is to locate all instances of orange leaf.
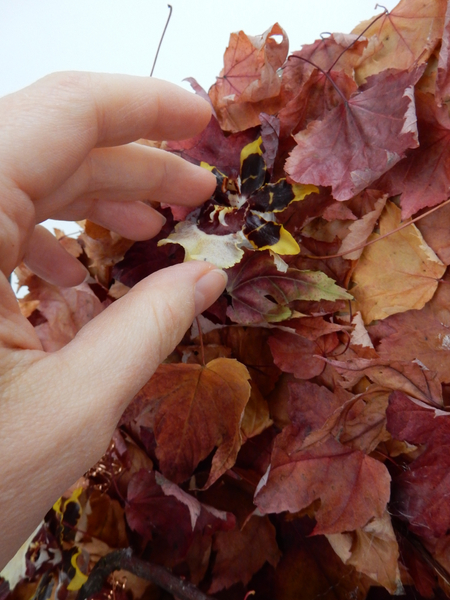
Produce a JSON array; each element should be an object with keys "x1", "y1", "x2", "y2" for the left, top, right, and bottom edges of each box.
[
  {"x1": 351, "y1": 201, "x2": 446, "y2": 323},
  {"x1": 352, "y1": 0, "x2": 446, "y2": 82},
  {"x1": 143, "y1": 358, "x2": 251, "y2": 485},
  {"x1": 209, "y1": 24, "x2": 288, "y2": 132}
]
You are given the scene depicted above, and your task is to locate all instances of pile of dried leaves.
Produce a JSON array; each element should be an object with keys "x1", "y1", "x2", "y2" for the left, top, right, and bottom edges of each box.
[{"x1": 3, "y1": 0, "x2": 450, "y2": 598}]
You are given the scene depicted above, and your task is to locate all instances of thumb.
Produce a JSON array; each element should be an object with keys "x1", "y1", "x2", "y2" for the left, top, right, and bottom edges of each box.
[{"x1": 59, "y1": 260, "x2": 227, "y2": 432}]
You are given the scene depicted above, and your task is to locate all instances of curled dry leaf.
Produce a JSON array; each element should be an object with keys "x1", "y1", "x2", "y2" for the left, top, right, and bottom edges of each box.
[
  {"x1": 209, "y1": 24, "x2": 288, "y2": 132},
  {"x1": 327, "y1": 512, "x2": 403, "y2": 594}
]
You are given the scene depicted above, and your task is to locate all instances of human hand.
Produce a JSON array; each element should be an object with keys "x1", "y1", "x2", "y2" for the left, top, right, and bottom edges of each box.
[{"x1": 0, "y1": 72, "x2": 226, "y2": 568}]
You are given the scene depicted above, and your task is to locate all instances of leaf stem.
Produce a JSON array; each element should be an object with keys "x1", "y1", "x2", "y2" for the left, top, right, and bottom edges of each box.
[
  {"x1": 196, "y1": 316, "x2": 206, "y2": 366},
  {"x1": 76, "y1": 549, "x2": 216, "y2": 600},
  {"x1": 303, "y1": 197, "x2": 450, "y2": 260},
  {"x1": 326, "y1": 7, "x2": 388, "y2": 73}
]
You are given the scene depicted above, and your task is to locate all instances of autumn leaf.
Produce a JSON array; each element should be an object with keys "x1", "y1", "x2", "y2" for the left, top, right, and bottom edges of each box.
[
  {"x1": 255, "y1": 434, "x2": 390, "y2": 534},
  {"x1": 351, "y1": 201, "x2": 446, "y2": 323},
  {"x1": 285, "y1": 68, "x2": 421, "y2": 201},
  {"x1": 352, "y1": 0, "x2": 446, "y2": 82},
  {"x1": 165, "y1": 109, "x2": 258, "y2": 180},
  {"x1": 16, "y1": 265, "x2": 103, "y2": 352},
  {"x1": 436, "y1": 4, "x2": 450, "y2": 105},
  {"x1": 209, "y1": 24, "x2": 288, "y2": 132},
  {"x1": 126, "y1": 469, "x2": 234, "y2": 563},
  {"x1": 339, "y1": 191, "x2": 387, "y2": 260},
  {"x1": 226, "y1": 251, "x2": 352, "y2": 324},
  {"x1": 376, "y1": 91, "x2": 450, "y2": 219},
  {"x1": 417, "y1": 194, "x2": 450, "y2": 265},
  {"x1": 325, "y1": 355, "x2": 443, "y2": 405},
  {"x1": 209, "y1": 515, "x2": 281, "y2": 593},
  {"x1": 268, "y1": 329, "x2": 339, "y2": 380},
  {"x1": 387, "y1": 391, "x2": 450, "y2": 539},
  {"x1": 124, "y1": 358, "x2": 251, "y2": 486},
  {"x1": 274, "y1": 517, "x2": 372, "y2": 600},
  {"x1": 158, "y1": 220, "x2": 246, "y2": 269},
  {"x1": 327, "y1": 512, "x2": 403, "y2": 594},
  {"x1": 255, "y1": 382, "x2": 391, "y2": 535},
  {"x1": 80, "y1": 220, "x2": 134, "y2": 287}
]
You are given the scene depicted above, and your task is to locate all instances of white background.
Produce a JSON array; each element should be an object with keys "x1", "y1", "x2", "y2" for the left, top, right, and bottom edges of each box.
[{"x1": 0, "y1": 0, "x2": 397, "y2": 292}]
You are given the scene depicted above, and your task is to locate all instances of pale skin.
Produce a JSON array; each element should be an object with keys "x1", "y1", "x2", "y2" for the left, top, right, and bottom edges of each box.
[{"x1": 0, "y1": 72, "x2": 226, "y2": 569}]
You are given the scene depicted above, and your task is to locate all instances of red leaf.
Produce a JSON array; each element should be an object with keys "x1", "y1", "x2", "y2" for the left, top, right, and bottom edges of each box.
[
  {"x1": 166, "y1": 114, "x2": 258, "y2": 180},
  {"x1": 126, "y1": 469, "x2": 234, "y2": 563},
  {"x1": 387, "y1": 391, "x2": 450, "y2": 538},
  {"x1": 285, "y1": 68, "x2": 421, "y2": 200},
  {"x1": 268, "y1": 330, "x2": 339, "y2": 380},
  {"x1": 376, "y1": 92, "x2": 450, "y2": 218},
  {"x1": 209, "y1": 515, "x2": 281, "y2": 593},
  {"x1": 255, "y1": 426, "x2": 390, "y2": 534},
  {"x1": 131, "y1": 358, "x2": 251, "y2": 486}
]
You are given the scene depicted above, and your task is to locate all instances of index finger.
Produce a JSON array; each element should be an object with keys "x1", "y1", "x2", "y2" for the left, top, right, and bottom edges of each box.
[{"x1": 0, "y1": 72, "x2": 212, "y2": 199}]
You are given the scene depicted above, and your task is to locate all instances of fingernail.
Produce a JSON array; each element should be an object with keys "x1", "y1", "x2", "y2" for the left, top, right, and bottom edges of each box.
[{"x1": 194, "y1": 268, "x2": 228, "y2": 315}]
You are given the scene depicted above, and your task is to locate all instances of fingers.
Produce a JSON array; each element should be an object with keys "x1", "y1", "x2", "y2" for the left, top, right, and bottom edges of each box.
[
  {"x1": 23, "y1": 225, "x2": 89, "y2": 287},
  {"x1": 0, "y1": 72, "x2": 214, "y2": 276},
  {"x1": 34, "y1": 143, "x2": 217, "y2": 224},
  {"x1": 0, "y1": 73, "x2": 213, "y2": 200}
]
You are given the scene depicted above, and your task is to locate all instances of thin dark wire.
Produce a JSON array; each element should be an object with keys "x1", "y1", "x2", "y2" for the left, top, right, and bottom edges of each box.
[{"x1": 150, "y1": 4, "x2": 173, "y2": 77}]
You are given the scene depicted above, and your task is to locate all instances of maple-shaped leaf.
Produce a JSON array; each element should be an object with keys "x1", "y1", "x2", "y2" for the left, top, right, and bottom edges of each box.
[
  {"x1": 209, "y1": 515, "x2": 281, "y2": 593},
  {"x1": 125, "y1": 358, "x2": 251, "y2": 486},
  {"x1": 285, "y1": 68, "x2": 421, "y2": 201},
  {"x1": 278, "y1": 33, "x2": 365, "y2": 139},
  {"x1": 125, "y1": 469, "x2": 234, "y2": 563},
  {"x1": 209, "y1": 24, "x2": 288, "y2": 132},
  {"x1": 226, "y1": 251, "x2": 352, "y2": 324},
  {"x1": 351, "y1": 201, "x2": 446, "y2": 323},
  {"x1": 326, "y1": 512, "x2": 403, "y2": 594},
  {"x1": 387, "y1": 391, "x2": 450, "y2": 539},
  {"x1": 255, "y1": 432, "x2": 390, "y2": 534},
  {"x1": 268, "y1": 329, "x2": 339, "y2": 379},
  {"x1": 375, "y1": 92, "x2": 450, "y2": 218},
  {"x1": 286, "y1": 33, "x2": 368, "y2": 79},
  {"x1": 279, "y1": 69, "x2": 357, "y2": 141},
  {"x1": 352, "y1": 0, "x2": 446, "y2": 83},
  {"x1": 16, "y1": 264, "x2": 103, "y2": 352}
]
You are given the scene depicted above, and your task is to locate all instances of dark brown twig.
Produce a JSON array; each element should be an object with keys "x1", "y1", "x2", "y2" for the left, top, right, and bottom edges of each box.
[
  {"x1": 76, "y1": 549, "x2": 215, "y2": 600},
  {"x1": 150, "y1": 4, "x2": 173, "y2": 77}
]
